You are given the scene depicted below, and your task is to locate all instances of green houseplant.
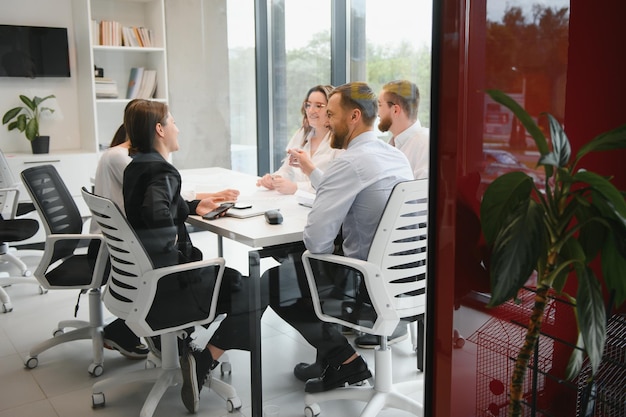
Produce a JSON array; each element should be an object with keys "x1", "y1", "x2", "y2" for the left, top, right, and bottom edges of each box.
[
  {"x1": 2, "y1": 94, "x2": 55, "y2": 153},
  {"x1": 480, "y1": 90, "x2": 626, "y2": 417}
]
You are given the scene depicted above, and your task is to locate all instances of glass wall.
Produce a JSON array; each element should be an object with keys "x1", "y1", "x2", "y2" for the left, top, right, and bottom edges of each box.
[{"x1": 227, "y1": 0, "x2": 432, "y2": 174}]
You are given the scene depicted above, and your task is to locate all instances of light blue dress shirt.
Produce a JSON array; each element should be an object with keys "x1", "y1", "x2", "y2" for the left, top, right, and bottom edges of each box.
[{"x1": 304, "y1": 131, "x2": 413, "y2": 260}]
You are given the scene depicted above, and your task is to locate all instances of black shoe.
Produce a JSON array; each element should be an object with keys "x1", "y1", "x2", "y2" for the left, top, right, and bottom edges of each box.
[
  {"x1": 355, "y1": 323, "x2": 408, "y2": 349},
  {"x1": 304, "y1": 356, "x2": 371, "y2": 393},
  {"x1": 102, "y1": 319, "x2": 149, "y2": 359},
  {"x1": 294, "y1": 361, "x2": 325, "y2": 382},
  {"x1": 180, "y1": 344, "x2": 214, "y2": 413}
]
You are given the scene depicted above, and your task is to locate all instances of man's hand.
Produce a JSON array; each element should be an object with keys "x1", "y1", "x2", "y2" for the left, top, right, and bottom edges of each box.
[{"x1": 288, "y1": 149, "x2": 315, "y2": 176}]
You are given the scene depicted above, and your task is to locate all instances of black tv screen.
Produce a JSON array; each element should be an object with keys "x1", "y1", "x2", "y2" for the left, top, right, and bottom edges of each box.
[{"x1": 0, "y1": 24, "x2": 70, "y2": 78}]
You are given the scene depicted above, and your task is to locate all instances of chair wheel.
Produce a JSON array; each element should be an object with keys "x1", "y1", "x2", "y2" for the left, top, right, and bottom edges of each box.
[
  {"x1": 92, "y1": 392, "x2": 105, "y2": 408},
  {"x1": 305, "y1": 403, "x2": 321, "y2": 417},
  {"x1": 53, "y1": 329, "x2": 64, "y2": 337},
  {"x1": 226, "y1": 397, "x2": 242, "y2": 412},
  {"x1": 25, "y1": 356, "x2": 38, "y2": 369},
  {"x1": 38, "y1": 286, "x2": 47, "y2": 295},
  {"x1": 2, "y1": 302, "x2": 12, "y2": 313},
  {"x1": 22, "y1": 270, "x2": 32, "y2": 277},
  {"x1": 89, "y1": 363, "x2": 104, "y2": 377}
]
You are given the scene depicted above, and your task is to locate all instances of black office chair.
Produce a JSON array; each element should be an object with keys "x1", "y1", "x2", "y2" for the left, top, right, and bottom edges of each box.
[
  {"x1": 20, "y1": 165, "x2": 109, "y2": 376},
  {"x1": 0, "y1": 149, "x2": 45, "y2": 312}
]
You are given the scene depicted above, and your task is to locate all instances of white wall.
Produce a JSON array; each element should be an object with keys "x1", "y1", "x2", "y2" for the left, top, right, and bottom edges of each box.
[
  {"x1": 165, "y1": 0, "x2": 232, "y2": 170},
  {"x1": 0, "y1": 0, "x2": 83, "y2": 153}
]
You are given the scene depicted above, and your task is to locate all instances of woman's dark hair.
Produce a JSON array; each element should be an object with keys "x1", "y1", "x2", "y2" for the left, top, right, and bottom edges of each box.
[
  {"x1": 301, "y1": 84, "x2": 334, "y2": 143},
  {"x1": 124, "y1": 99, "x2": 169, "y2": 153},
  {"x1": 109, "y1": 124, "x2": 127, "y2": 147}
]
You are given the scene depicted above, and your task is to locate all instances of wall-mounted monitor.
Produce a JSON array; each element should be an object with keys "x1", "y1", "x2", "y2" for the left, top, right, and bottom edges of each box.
[{"x1": 0, "y1": 24, "x2": 70, "y2": 78}]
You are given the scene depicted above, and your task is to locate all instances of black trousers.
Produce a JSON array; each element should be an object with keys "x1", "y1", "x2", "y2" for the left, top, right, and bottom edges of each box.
[{"x1": 256, "y1": 254, "x2": 358, "y2": 368}]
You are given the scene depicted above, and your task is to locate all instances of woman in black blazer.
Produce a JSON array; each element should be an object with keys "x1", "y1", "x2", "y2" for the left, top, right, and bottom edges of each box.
[{"x1": 122, "y1": 99, "x2": 258, "y2": 414}]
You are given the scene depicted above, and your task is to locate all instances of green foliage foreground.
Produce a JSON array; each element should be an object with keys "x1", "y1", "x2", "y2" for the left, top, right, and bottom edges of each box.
[{"x1": 480, "y1": 90, "x2": 626, "y2": 417}]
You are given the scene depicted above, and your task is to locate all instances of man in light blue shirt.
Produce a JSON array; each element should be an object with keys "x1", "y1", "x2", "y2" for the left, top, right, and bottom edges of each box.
[{"x1": 277, "y1": 82, "x2": 413, "y2": 393}]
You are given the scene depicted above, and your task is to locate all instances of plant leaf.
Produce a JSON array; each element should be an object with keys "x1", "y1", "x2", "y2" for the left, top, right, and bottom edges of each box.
[
  {"x1": 576, "y1": 123, "x2": 626, "y2": 160},
  {"x1": 576, "y1": 266, "x2": 606, "y2": 376},
  {"x1": 488, "y1": 200, "x2": 546, "y2": 307},
  {"x1": 576, "y1": 204, "x2": 607, "y2": 261},
  {"x1": 19, "y1": 95, "x2": 36, "y2": 112},
  {"x1": 481, "y1": 171, "x2": 534, "y2": 245},
  {"x1": 574, "y1": 170, "x2": 626, "y2": 220},
  {"x1": 565, "y1": 332, "x2": 585, "y2": 380},
  {"x1": 2, "y1": 107, "x2": 22, "y2": 125},
  {"x1": 25, "y1": 119, "x2": 38, "y2": 141},
  {"x1": 601, "y1": 234, "x2": 626, "y2": 306},
  {"x1": 546, "y1": 113, "x2": 571, "y2": 168}
]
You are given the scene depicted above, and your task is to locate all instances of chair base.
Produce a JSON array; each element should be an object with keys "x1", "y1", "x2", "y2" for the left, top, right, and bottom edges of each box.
[
  {"x1": 304, "y1": 346, "x2": 423, "y2": 417},
  {"x1": 24, "y1": 288, "x2": 104, "y2": 376},
  {"x1": 92, "y1": 332, "x2": 241, "y2": 417},
  {"x1": 1, "y1": 249, "x2": 47, "y2": 313}
]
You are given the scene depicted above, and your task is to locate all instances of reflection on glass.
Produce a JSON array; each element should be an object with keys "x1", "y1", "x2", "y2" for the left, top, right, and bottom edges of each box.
[{"x1": 452, "y1": 1, "x2": 572, "y2": 416}]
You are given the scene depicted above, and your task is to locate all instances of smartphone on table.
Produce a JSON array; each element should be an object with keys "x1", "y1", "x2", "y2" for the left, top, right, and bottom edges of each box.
[{"x1": 202, "y1": 202, "x2": 235, "y2": 220}]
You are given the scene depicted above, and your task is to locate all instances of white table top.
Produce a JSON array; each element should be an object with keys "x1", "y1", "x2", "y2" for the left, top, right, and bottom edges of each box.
[{"x1": 181, "y1": 167, "x2": 311, "y2": 248}]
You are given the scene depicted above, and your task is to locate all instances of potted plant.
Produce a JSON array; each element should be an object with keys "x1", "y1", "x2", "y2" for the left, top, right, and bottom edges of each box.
[
  {"x1": 480, "y1": 90, "x2": 626, "y2": 417},
  {"x1": 2, "y1": 94, "x2": 55, "y2": 154}
]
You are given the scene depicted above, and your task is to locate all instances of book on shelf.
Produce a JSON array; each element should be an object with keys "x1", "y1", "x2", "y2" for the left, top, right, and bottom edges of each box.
[
  {"x1": 126, "y1": 67, "x2": 144, "y2": 99},
  {"x1": 94, "y1": 20, "x2": 153, "y2": 47},
  {"x1": 95, "y1": 77, "x2": 119, "y2": 99},
  {"x1": 126, "y1": 68, "x2": 157, "y2": 99},
  {"x1": 136, "y1": 69, "x2": 157, "y2": 99}
]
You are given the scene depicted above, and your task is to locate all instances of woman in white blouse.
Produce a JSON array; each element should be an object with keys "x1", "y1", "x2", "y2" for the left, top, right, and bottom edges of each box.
[{"x1": 257, "y1": 85, "x2": 342, "y2": 194}]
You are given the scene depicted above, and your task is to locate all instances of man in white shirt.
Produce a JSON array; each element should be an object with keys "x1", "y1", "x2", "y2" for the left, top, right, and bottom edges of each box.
[
  {"x1": 276, "y1": 82, "x2": 413, "y2": 392},
  {"x1": 377, "y1": 80, "x2": 429, "y2": 180}
]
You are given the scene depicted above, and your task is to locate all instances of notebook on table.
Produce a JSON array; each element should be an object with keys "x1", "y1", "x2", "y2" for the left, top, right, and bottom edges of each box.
[{"x1": 225, "y1": 206, "x2": 268, "y2": 219}]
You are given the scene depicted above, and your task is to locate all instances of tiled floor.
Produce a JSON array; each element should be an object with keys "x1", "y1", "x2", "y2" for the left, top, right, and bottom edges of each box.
[{"x1": 0, "y1": 230, "x2": 436, "y2": 417}]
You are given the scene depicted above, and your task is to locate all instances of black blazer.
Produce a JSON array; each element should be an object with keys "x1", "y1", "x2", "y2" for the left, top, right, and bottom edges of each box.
[{"x1": 123, "y1": 152, "x2": 200, "y2": 268}]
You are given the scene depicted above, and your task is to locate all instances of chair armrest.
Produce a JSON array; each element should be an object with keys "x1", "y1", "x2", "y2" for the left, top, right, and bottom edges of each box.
[
  {"x1": 127, "y1": 257, "x2": 227, "y2": 336},
  {"x1": 34, "y1": 233, "x2": 106, "y2": 288},
  {"x1": 301, "y1": 250, "x2": 400, "y2": 337},
  {"x1": 0, "y1": 186, "x2": 20, "y2": 219}
]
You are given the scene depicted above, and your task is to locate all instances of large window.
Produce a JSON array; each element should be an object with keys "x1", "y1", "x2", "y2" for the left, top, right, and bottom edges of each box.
[{"x1": 227, "y1": 0, "x2": 432, "y2": 174}]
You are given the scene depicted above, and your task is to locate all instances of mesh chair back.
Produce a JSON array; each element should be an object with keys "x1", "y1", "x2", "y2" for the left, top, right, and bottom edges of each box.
[
  {"x1": 366, "y1": 179, "x2": 428, "y2": 321},
  {"x1": 80, "y1": 188, "x2": 154, "y2": 322},
  {"x1": 21, "y1": 165, "x2": 83, "y2": 262},
  {"x1": 82, "y1": 188, "x2": 224, "y2": 336}
]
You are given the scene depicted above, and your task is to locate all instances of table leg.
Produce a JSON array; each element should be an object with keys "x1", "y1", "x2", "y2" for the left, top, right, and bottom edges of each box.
[{"x1": 248, "y1": 250, "x2": 262, "y2": 417}]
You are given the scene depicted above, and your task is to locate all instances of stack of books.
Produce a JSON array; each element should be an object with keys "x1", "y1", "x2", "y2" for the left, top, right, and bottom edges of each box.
[
  {"x1": 122, "y1": 26, "x2": 153, "y2": 47},
  {"x1": 126, "y1": 67, "x2": 157, "y2": 99},
  {"x1": 91, "y1": 20, "x2": 153, "y2": 47},
  {"x1": 95, "y1": 77, "x2": 119, "y2": 99}
]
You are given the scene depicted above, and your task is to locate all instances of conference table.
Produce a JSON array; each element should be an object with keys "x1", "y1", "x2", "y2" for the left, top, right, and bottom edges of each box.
[{"x1": 181, "y1": 167, "x2": 310, "y2": 417}]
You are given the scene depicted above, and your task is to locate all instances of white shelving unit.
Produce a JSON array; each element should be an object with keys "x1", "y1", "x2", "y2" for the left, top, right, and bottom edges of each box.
[
  {"x1": 5, "y1": 0, "x2": 168, "y2": 205},
  {"x1": 76, "y1": 0, "x2": 169, "y2": 149}
]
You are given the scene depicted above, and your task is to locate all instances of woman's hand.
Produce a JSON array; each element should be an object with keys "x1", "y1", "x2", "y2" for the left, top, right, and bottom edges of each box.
[
  {"x1": 256, "y1": 173, "x2": 275, "y2": 189},
  {"x1": 271, "y1": 175, "x2": 297, "y2": 194},
  {"x1": 195, "y1": 197, "x2": 222, "y2": 217},
  {"x1": 196, "y1": 189, "x2": 240, "y2": 203},
  {"x1": 211, "y1": 188, "x2": 240, "y2": 202},
  {"x1": 288, "y1": 148, "x2": 315, "y2": 176}
]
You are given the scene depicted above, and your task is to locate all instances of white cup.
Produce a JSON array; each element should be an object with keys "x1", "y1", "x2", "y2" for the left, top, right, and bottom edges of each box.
[{"x1": 263, "y1": 404, "x2": 280, "y2": 417}]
